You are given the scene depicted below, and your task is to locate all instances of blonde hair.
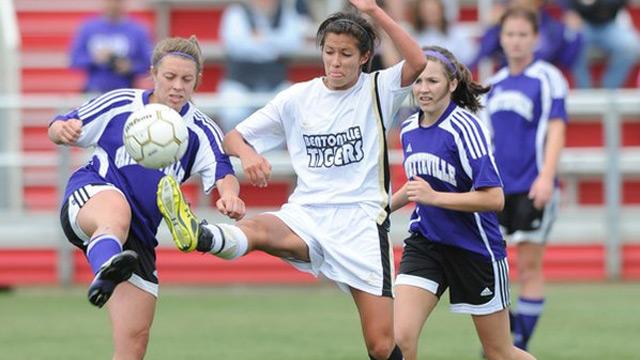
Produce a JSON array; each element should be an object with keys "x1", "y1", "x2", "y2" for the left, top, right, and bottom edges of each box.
[{"x1": 151, "y1": 35, "x2": 204, "y2": 75}]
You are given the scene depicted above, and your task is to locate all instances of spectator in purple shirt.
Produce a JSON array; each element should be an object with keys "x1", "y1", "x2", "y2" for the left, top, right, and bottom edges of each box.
[
  {"x1": 468, "y1": 0, "x2": 582, "y2": 73},
  {"x1": 70, "y1": 0, "x2": 153, "y2": 94}
]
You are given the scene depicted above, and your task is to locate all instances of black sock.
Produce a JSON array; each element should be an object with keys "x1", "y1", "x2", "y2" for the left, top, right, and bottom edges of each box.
[
  {"x1": 195, "y1": 221, "x2": 213, "y2": 252},
  {"x1": 369, "y1": 345, "x2": 403, "y2": 360},
  {"x1": 387, "y1": 345, "x2": 403, "y2": 360}
]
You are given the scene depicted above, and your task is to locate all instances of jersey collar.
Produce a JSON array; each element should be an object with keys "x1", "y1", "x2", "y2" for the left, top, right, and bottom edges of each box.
[{"x1": 142, "y1": 89, "x2": 191, "y2": 116}]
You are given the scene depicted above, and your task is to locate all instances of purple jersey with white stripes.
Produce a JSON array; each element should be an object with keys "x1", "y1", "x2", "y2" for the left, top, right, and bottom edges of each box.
[
  {"x1": 52, "y1": 89, "x2": 233, "y2": 248},
  {"x1": 484, "y1": 60, "x2": 568, "y2": 194},
  {"x1": 400, "y1": 102, "x2": 506, "y2": 260}
]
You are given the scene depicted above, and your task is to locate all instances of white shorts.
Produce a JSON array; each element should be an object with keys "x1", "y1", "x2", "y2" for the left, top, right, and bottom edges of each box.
[
  {"x1": 62, "y1": 183, "x2": 159, "y2": 297},
  {"x1": 267, "y1": 203, "x2": 394, "y2": 297}
]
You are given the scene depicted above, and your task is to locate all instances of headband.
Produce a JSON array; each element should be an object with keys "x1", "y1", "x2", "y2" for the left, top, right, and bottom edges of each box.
[
  {"x1": 424, "y1": 50, "x2": 456, "y2": 75},
  {"x1": 167, "y1": 51, "x2": 195, "y2": 61},
  {"x1": 331, "y1": 18, "x2": 372, "y2": 45}
]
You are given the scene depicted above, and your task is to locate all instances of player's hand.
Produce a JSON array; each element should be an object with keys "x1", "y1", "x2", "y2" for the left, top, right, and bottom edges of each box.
[
  {"x1": 52, "y1": 119, "x2": 82, "y2": 145},
  {"x1": 240, "y1": 153, "x2": 272, "y2": 188},
  {"x1": 529, "y1": 174, "x2": 553, "y2": 209},
  {"x1": 216, "y1": 195, "x2": 246, "y2": 220},
  {"x1": 93, "y1": 48, "x2": 112, "y2": 65},
  {"x1": 348, "y1": 0, "x2": 378, "y2": 14},
  {"x1": 406, "y1": 176, "x2": 437, "y2": 205},
  {"x1": 113, "y1": 57, "x2": 132, "y2": 75}
]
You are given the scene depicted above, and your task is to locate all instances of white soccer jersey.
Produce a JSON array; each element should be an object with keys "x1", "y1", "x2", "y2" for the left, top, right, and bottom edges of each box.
[{"x1": 236, "y1": 62, "x2": 410, "y2": 224}]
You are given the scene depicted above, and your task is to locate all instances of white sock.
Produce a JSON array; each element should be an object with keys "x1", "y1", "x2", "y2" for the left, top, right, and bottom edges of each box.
[{"x1": 203, "y1": 223, "x2": 248, "y2": 260}]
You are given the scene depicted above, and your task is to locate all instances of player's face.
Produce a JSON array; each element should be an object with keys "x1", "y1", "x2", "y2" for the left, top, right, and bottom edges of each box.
[
  {"x1": 151, "y1": 55, "x2": 201, "y2": 112},
  {"x1": 500, "y1": 16, "x2": 538, "y2": 63},
  {"x1": 321, "y1": 32, "x2": 370, "y2": 90},
  {"x1": 412, "y1": 60, "x2": 457, "y2": 121}
]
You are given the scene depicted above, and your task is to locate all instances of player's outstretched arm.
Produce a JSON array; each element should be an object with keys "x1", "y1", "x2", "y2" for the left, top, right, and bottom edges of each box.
[
  {"x1": 215, "y1": 174, "x2": 246, "y2": 220},
  {"x1": 349, "y1": 0, "x2": 426, "y2": 86},
  {"x1": 223, "y1": 130, "x2": 272, "y2": 188},
  {"x1": 48, "y1": 119, "x2": 82, "y2": 145}
]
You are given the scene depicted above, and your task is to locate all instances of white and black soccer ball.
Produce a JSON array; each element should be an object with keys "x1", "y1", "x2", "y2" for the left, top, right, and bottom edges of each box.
[{"x1": 123, "y1": 103, "x2": 189, "y2": 169}]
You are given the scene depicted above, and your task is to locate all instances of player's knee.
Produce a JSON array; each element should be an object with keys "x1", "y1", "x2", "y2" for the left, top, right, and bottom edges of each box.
[
  {"x1": 518, "y1": 263, "x2": 543, "y2": 282},
  {"x1": 394, "y1": 327, "x2": 417, "y2": 353},
  {"x1": 366, "y1": 338, "x2": 396, "y2": 360},
  {"x1": 125, "y1": 327, "x2": 150, "y2": 358},
  {"x1": 482, "y1": 343, "x2": 513, "y2": 360}
]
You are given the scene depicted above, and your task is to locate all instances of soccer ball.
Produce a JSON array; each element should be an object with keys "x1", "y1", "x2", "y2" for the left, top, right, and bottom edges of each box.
[{"x1": 123, "y1": 103, "x2": 189, "y2": 169}]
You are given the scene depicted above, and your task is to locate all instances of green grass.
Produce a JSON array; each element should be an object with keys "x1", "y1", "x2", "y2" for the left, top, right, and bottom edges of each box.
[{"x1": 1, "y1": 283, "x2": 639, "y2": 359}]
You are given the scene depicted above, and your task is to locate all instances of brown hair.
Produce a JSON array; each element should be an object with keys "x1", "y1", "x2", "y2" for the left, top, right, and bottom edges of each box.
[
  {"x1": 316, "y1": 11, "x2": 378, "y2": 72},
  {"x1": 151, "y1": 35, "x2": 204, "y2": 76},
  {"x1": 422, "y1": 45, "x2": 490, "y2": 113},
  {"x1": 499, "y1": 6, "x2": 539, "y2": 34}
]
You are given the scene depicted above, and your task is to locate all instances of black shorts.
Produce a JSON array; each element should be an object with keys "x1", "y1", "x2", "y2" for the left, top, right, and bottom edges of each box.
[
  {"x1": 396, "y1": 233, "x2": 510, "y2": 315},
  {"x1": 498, "y1": 193, "x2": 544, "y2": 234},
  {"x1": 60, "y1": 185, "x2": 158, "y2": 292},
  {"x1": 498, "y1": 191, "x2": 558, "y2": 243}
]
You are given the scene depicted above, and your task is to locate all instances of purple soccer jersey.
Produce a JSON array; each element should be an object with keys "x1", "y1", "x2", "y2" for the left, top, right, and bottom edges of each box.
[
  {"x1": 52, "y1": 89, "x2": 234, "y2": 248},
  {"x1": 400, "y1": 101, "x2": 506, "y2": 260},
  {"x1": 484, "y1": 60, "x2": 569, "y2": 194}
]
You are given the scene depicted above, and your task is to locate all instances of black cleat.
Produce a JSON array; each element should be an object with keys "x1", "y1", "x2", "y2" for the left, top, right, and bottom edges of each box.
[{"x1": 87, "y1": 250, "x2": 138, "y2": 308}]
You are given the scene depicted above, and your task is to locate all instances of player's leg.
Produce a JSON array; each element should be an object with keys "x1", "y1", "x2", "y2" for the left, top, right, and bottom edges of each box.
[
  {"x1": 157, "y1": 175, "x2": 309, "y2": 260},
  {"x1": 351, "y1": 289, "x2": 401, "y2": 360},
  {"x1": 393, "y1": 233, "x2": 444, "y2": 360},
  {"x1": 107, "y1": 282, "x2": 156, "y2": 360},
  {"x1": 472, "y1": 309, "x2": 536, "y2": 360},
  {"x1": 393, "y1": 285, "x2": 438, "y2": 360},
  {"x1": 513, "y1": 241, "x2": 545, "y2": 350},
  {"x1": 510, "y1": 191, "x2": 557, "y2": 350},
  {"x1": 63, "y1": 185, "x2": 138, "y2": 307},
  {"x1": 199, "y1": 214, "x2": 311, "y2": 260}
]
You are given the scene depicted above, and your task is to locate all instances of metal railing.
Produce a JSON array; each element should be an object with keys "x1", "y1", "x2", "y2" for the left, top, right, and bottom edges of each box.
[{"x1": 0, "y1": 90, "x2": 639, "y2": 282}]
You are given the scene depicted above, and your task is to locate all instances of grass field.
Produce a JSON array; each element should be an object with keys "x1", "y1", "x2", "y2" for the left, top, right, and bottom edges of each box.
[{"x1": 1, "y1": 282, "x2": 639, "y2": 359}]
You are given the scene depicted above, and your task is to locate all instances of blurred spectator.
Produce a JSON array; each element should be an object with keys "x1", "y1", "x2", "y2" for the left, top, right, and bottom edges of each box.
[
  {"x1": 440, "y1": 0, "x2": 460, "y2": 22},
  {"x1": 217, "y1": 0, "x2": 307, "y2": 132},
  {"x1": 561, "y1": 0, "x2": 640, "y2": 88},
  {"x1": 367, "y1": 0, "x2": 409, "y2": 72},
  {"x1": 468, "y1": 0, "x2": 582, "y2": 72},
  {"x1": 70, "y1": 0, "x2": 152, "y2": 94},
  {"x1": 412, "y1": 0, "x2": 477, "y2": 66}
]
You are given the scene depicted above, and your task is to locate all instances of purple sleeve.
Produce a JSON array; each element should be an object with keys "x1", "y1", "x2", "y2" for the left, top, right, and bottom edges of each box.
[
  {"x1": 51, "y1": 108, "x2": 80, "y2": 126},
  {"x1": 214, "y1": 154, "x2": 235, "y2": 181},
  {"x1": 555, "y1": 26, "x2": 583, "y2": 69},
  {"x1": 550, "y1": 98, "x2": 568, "y2": 123},
  {"x1": 455, "y1": 113, "x2": 503, "y2": 189},
  {"x1": 468, "y1": 25, "x2": 502, "y2": 70}
]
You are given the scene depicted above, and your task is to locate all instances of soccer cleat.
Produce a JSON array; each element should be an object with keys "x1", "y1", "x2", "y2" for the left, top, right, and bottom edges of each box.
[
  {"x1": 157, "y1": 175, "x2": 200, "y2": 252},
  {"x1": 87, "y1": 250, "x2": 138, "y2": 308}
]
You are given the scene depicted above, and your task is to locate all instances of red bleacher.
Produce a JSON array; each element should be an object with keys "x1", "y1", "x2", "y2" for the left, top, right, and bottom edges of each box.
[
  {"x1": 16, "y1": 3, "x2": 640, "y2": 210},
  {"x1": 7, "y1": 3, "x2": 640, "y2": 286},
  {"x1": 3, "y1": 244, "x2": 640, "y2": 287}
]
